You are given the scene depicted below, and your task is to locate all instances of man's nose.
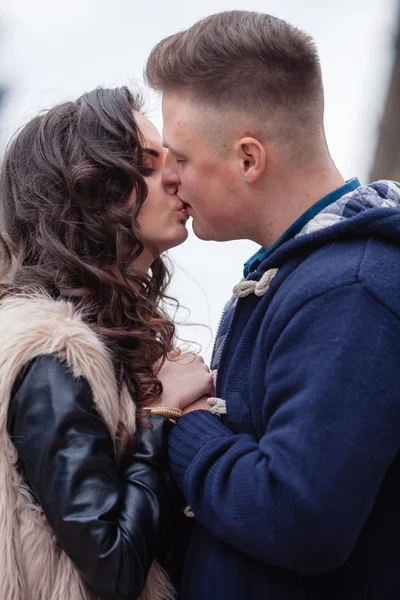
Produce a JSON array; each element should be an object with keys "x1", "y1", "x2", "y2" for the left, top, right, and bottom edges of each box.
[{"x1": 162, "y1": 157, "x2": 181, "y2": 195}]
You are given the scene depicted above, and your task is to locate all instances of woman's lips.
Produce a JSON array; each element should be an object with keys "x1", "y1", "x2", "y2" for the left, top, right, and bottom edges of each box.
[{"x1": 178, "y1": 207, "x2": 189, "y2": 220}]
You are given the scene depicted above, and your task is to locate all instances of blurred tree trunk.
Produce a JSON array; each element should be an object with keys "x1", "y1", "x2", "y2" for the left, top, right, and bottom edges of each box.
[{"x1": 370, "y1": 9, "x2": 400, "y2": 181}]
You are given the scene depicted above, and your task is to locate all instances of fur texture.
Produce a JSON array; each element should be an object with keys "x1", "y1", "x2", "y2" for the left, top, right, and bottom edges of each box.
[{"x1": 0, "y1": 292, "x2": 175, "y2": 600}]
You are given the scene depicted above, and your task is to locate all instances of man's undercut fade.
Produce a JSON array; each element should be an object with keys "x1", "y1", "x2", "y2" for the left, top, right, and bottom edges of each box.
[{"x1": 145, "y1": 11, "x2": 323, "y2": 122}]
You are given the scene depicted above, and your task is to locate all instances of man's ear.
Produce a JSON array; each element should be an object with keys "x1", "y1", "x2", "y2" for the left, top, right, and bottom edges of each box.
[{"x1": 236, "y1": 137, "x2": 267, "y2": 184}]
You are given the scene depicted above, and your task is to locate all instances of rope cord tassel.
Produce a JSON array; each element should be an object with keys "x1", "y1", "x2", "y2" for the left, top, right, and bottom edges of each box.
[{"x1": 233, "y1": 268, "x2": 279, "y2": 298}]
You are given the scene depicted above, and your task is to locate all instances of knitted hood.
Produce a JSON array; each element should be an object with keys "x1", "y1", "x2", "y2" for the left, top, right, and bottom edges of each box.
[{"x1": 212, "y1": 180, "x2": 400, "y2": 368}]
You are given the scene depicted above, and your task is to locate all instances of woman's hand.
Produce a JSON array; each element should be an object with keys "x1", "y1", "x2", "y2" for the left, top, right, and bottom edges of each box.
[
  {"x1": 155, "y1": 351, "x2": 214, "y2": 411},
  {"x1": 182, "y1": 395, "x2": 211, "y2": 415},
  {"x1": 182, "y1": 370, "x2": 218, "y2": 414}
]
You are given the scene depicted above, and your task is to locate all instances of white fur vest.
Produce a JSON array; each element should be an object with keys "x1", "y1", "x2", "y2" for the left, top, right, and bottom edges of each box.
[{"x1": 0, "y1": 293, "x2": 175, "y2": 600}]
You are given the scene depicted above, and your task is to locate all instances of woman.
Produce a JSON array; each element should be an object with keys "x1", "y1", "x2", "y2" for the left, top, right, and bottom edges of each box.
[{"x1": 0, "y1": 87, "x2": 213, "y2": 600}]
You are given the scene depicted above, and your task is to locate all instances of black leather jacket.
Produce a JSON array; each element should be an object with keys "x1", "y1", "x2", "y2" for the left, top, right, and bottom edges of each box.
[{"x1": 7, "y1": 354, "x2": 179, "y2": 600}]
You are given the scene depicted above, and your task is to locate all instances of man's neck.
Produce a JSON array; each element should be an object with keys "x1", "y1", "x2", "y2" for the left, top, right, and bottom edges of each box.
[{"x1": 254, "y1": 163, "x2": 345, "y2": 248}]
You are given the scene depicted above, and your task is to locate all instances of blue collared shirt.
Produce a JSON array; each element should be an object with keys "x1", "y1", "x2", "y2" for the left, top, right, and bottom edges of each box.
[{"x1": 243, "y1": 178, "x2": 361, "y2": 277}]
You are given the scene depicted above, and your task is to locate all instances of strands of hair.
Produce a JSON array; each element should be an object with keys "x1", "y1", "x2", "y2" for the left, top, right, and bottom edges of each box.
[
  {"x1": 145, "y1": 11, "x2": 322, "y2": 113},
  {"x1": 0, "y1": 86, "x2": 176, "y2": 424}
]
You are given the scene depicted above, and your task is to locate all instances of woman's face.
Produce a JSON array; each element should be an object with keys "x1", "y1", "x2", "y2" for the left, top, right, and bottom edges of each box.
[{"x1": 131, "y1": 112, "x2": 189, "y2": 254}]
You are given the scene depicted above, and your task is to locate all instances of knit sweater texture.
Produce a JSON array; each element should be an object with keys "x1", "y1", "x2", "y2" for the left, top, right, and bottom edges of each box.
[{"x1": 170, "y1": 180, "x2": 400, "y2": 600}]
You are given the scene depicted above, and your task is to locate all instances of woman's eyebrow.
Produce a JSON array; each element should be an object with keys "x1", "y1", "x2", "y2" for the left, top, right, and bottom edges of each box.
[{"x1": 143, "y1": 148, "x2": 160, "y2": 158}]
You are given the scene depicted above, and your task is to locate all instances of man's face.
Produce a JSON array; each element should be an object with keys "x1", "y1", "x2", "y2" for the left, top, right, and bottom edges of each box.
[{"x1": 161, "y1": 93, "x2": 247, "y2": 242}]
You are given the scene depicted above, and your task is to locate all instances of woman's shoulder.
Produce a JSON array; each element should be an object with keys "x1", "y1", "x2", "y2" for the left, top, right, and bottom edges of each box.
[
  {"x1": 8, "y1": 353, "x2": 89, "y2": 431},
  {"x1": 0, "y1": 293, "x2": 110, "y2": 368},
  {"x1": 0, "y1": 293, "x2": 122, "y2": 434},
  {"x1": 0, "y1": 292, "x2": 94, "y2": 345}
]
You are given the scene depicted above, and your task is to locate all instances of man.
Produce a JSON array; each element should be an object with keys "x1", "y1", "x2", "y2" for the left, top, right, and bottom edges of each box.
[{"x1": 145, "y1": 11, "x2": 400, "y2": 599}]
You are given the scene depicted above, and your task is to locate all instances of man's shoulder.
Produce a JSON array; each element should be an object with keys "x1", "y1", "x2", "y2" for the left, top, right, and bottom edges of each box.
[
  {"x1": 357, "y1": 237, "x2": 400, "y2": 317},
  {"x1": 273, "y1": 236, "x2": 400, "y2": 317}
]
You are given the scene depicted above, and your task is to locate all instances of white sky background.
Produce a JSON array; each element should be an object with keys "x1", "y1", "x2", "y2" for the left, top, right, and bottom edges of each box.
[{"x1": 0, "y1": 0, "x2": 398, "y2": 360}]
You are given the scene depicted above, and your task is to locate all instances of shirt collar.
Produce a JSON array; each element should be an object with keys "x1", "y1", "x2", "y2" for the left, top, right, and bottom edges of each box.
[{"x1": 243, "y1": 177, "x2": 361, "y2": 277}]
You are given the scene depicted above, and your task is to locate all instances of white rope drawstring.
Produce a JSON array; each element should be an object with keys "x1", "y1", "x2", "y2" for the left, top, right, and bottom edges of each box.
[
  {"x1": 233, "y1": 268, "x2": 279, "y2": 298},
  {"x1": 183, "y1": 505, "x2": 195, "y2": 518},
  {"x1": 208, "y1": 269, "x2": 279, "y2": 418},
  {"x1": 208, "y1": 397, "x2": 227, "y2": 415}
]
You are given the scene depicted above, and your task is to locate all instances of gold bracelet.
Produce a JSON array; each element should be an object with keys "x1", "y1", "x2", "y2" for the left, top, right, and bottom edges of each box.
[{"x1": 144, "y1": 407, "x2": 183, "y2": 420}]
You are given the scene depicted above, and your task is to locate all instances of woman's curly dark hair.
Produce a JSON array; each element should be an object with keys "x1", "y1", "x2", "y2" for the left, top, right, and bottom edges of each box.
[{"x1": 0, "y1": 86, "x2": 176, "y2": 414}]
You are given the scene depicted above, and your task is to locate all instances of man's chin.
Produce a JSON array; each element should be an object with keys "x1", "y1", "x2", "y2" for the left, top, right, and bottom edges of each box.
[
  {"x1": 192, "y1": 224, "x2": 229, "y2": 242},
  {"x1": 192, "y1": 222, "x2": 215, "y2": 242}
]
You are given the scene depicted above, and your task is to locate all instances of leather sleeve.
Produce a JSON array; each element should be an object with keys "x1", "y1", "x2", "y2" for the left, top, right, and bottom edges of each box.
[{"x1": 7, "y1": 354, "x2": 178, "y2": 600}]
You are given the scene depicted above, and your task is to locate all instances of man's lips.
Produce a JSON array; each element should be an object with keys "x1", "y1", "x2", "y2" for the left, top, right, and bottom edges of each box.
[{"x1": 177, "y1": 197, "x2": 191, "y2": 219}]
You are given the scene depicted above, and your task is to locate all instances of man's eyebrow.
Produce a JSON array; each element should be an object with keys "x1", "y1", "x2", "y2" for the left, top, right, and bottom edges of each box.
[
  {"x1": 143, "y1": 147, "x2": 159, "y2": 158},
  {"x1": 162, "y1": 142, "x2": 185, "y2": 157},
  {"x1": 162, "y1": 141, "x2": 178, "y2": 153}
]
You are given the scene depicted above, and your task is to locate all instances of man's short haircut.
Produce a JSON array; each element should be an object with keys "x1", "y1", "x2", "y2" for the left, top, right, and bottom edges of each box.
[{"x1": 145, "y1": 11, "x2": 323, "y2": 122}]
